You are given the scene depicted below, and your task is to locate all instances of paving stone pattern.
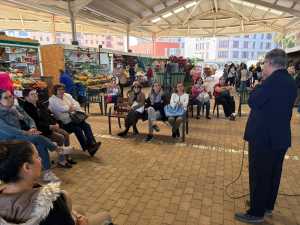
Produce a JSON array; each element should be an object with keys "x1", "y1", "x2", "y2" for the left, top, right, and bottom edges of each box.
[{"x1": 54, "y1": 103, "x2": 300, "y2": 225}]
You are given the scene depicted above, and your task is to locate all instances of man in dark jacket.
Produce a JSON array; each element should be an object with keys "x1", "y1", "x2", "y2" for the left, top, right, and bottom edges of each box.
[{"x1": 235, "y1": 49, "x2": 297, "y2": 223}]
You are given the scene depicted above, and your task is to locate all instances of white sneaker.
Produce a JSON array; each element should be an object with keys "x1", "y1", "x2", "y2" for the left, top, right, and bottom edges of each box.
[
  {"x1": 42, "y1": 170, "x2": 61, "y2": 183},
  {"x1": 61, "y1": 146, "x2": 74, "y2": 155}
]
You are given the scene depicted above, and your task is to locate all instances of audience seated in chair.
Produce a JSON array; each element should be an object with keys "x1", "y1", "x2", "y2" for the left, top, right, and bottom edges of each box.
[
  {"x1": 0, "y1": 140, "x2": 114, "y2": 225},
  {"x1": 0, "y1": 89, "x2": 63, "y2": 183},
  {"x1": 117, "y1": 81, "x2": 146, "y2": 137},
  {"x1": 144, "y1": 82, "x2": 167, "y2": 142},
  {"x1": 49, "y1": 84, "x2": 101, "y2": 157},
  {"x1": 105, "y1": 77, "x2": 121, "y2": 109},
  {"x1": 22, "y1": 88, "x2": 76, "y2": 167},
  {"x1": 191, "y1": 78, "x2": 211, "y2": 119},
  {"x1": 213, "y1": 77, "x2": 236, "y2": 120},
  {"x1": 168, "y1": 82, "x2": 189, "y2": 138}
]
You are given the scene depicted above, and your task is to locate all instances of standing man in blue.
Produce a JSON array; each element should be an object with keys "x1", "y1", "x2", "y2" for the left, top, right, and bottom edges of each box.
[
  {"x1": 235, "y1": 49, "x2": 297, "y2": 224},
  {"x1": 59, "y1": 69, "x2": 75, "y2": 96}
]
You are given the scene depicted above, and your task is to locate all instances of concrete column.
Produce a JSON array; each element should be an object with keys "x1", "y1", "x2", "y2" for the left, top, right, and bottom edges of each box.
[
  {"x1": 68, "y1": 0, "x2": 78, "y2": 45},
  {"x1": 52, "y1": 15, "x2": 56, "y2": 44},
  {"x1": 152, "y1": 33, "x2": 156, "y2": 56},
  {"x1": 126, "y1": 25, "x2": 130, "y2": 52}
]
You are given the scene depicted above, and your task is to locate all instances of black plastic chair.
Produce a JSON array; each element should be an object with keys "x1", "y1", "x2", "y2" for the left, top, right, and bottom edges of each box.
[{"x1": 84, "y1": 87, "x2": 104, "y2": 115}]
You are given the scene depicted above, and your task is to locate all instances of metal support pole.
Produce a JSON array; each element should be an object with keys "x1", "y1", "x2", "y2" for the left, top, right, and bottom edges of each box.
[
  {"x1": 126, "y1": 25, "x2": 130, "y2": 52},
  {"x1": 52, "y1": 14, "x2": 56, "y2": 44},
  {"x1": 68, "y1": 0, "x2": 78, "y2": 45},
  {"x1": 152, "y1": 33, "x2": 156, "y2": 56}
]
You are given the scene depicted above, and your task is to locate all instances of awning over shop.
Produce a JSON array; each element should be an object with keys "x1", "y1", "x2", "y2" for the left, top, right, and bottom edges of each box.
[{"x1": 1, "y1": 0, "x2": 300, "y2": 37}]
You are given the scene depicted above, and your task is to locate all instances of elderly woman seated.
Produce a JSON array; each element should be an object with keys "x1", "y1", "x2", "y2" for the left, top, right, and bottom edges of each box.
[
  {"x1": 0, "y1": 140, "x2": 114, "y2": 225},
  {"x1": 213, "y1": 77, "x2": 236, "y2": 120},
  {"x1": 49, "y1": 84, "x2": 101, "y2": 157},
  {"x1": 0, "y1": 89, "x2": 64, "y2": 183},
  {"x1": 191, "y1": 79, "x2": 211, "y2": 119},
  {"x1": 118, "y1": 81, "x2": 146, "y2": 137}
]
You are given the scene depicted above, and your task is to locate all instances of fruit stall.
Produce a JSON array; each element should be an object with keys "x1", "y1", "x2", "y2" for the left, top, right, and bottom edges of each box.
[
  {"x1": 41, "y1": 44, "x2": 111, "y2": 89},
  {"x1": 0, "y1": 35, "x2": 49, "y2": 99}
]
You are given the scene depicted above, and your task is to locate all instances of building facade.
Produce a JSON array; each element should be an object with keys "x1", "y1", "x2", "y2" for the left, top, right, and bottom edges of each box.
[
  {"x1": 184, "y1": 33, "x2": 278, "y2": 63},
  {"x1": 130, "y1": 36, "x2": 185, "y2": 57},
  {"x1": 4, "y1": 30, "x2": 125, "y2": 51},
  {"x1": 130, "y1": 42, "x2": 180, "y2": 57}
]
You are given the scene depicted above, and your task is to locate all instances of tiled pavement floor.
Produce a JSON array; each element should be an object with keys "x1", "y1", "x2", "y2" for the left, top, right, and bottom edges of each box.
[{"x1": 54, "y1": 103, "x2": 300, "y2": 225}]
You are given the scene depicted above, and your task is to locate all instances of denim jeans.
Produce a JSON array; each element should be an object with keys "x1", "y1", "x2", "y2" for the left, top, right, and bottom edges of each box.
[
  {"x1": 193, "y1": 99, "x2": 210, "y2": 117},
  {"x1": 63, "y1": 121, "x2": 96, "y2": 150},
  {"x1": 147, "y1": 107, "x2": 161, "y2": 134},
  {"x1": 15, "y1": 134, "x2": 56, "y2": 170}
]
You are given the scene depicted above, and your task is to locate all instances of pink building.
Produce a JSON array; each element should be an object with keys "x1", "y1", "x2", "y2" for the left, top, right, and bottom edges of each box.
[{"x1": 131, "y1": 42, "x2": 180, "y2": 57}]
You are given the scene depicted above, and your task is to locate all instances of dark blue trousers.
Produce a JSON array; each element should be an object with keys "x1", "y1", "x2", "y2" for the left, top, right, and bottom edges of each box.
[{"x1": 248, "y1": 144, "x2": 287, "y2": 217}]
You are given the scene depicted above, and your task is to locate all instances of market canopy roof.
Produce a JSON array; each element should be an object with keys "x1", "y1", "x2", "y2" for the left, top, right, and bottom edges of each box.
[{"x1": 1, "y1": 0, "x2": 300, "y2": 37}]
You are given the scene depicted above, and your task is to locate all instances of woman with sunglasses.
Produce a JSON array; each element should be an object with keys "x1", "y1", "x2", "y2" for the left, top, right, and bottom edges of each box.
[
  {"x1": 144, "y1": 82, "x2": 167, "y2": 142},
  {"x1": 118, "y1": 81, "x2": 145, "y2": 137}
]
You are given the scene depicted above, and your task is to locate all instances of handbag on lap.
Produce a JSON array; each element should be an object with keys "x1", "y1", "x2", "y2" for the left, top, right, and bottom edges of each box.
[
  {"x1": 69, "y1": 111, "x2": 88, "y2": 124},
  {"x1": 164, "y1": 104, "x2": 185, "y2": 117}
]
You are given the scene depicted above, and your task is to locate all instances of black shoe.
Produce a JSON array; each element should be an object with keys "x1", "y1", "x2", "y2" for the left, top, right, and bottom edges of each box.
[
  {"x1": 172, "y1": 131, "x2": 176, "y2": 138},
  {"x1": 235, "y1": 212, "x2": 264, "y2": 224},
  {"x1": 206, "y1": 116, "x2": 211, "y2": 119},
  {"x1": 245, "y1": 200, "x2": 250, "y2": 207},
  {"x1": 87, "y1": 142, "x2": 101, "y2": 157},
  {"x1": 265, "y1": 210, "x2": 273, "y2": 217},
  {"x1": 117, "y1": 130, "x2": 128, "y2": 137},
  {"x1": 152, "y1": 125, "x2": 160, "y2": 132},
  {"x1": 144, "y1": 135, "x2": 153, "y2": 142},
  {"x1": 133, "y1": 127, "x2": 139, "y2": 135},
  {"x1": 245, "y1": 200, "x2": 272, "y2": 216},
  {"x1": 176, "y1": 129, "x2": 180, "y2": 137},
  {"x1": 57, "y1": 162, "x2": 72, "y2": 169},
  {"x1": 67, "y1": 158, "x2": 77, "y2": 165}
]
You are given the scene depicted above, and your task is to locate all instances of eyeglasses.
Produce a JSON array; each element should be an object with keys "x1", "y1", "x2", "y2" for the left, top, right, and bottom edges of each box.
[
  {"x1": 134, "y1": 86, "x2": 141, "y2": 89},
  {"x1": 2, "y1": 95, "x2": 13, "y2": 100},
  {"x1": 30, "y1": 92, "x2": 38, "y2": 96}
]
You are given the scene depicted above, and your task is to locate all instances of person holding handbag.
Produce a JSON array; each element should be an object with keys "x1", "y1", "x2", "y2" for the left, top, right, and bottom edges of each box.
[
  {"x1": 49, "y1": 84, "x2": 100, "y2": 157},
  {"x1": 167, "y1": 82, "x2": 189, "y2": 138}
]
